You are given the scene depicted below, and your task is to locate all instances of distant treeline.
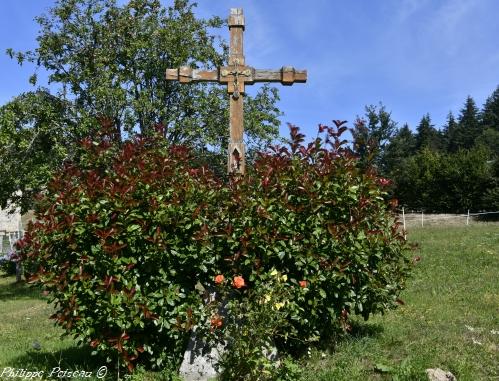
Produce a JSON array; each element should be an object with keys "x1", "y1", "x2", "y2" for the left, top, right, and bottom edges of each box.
[{"x1": 352, "y1": 85, "x2": 499, "y2": 213}]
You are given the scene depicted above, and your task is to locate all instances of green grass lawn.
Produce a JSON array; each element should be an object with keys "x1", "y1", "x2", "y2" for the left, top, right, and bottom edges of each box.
[
  {"x1": 301, "y1": 224, "x2": 499, "y2": 381},
  {"x1": 0, "y1": 276, "x2": 106, "y2": 380},
  {"x1": 1, "y1": 224, "x2": 497, "y2": 380}
]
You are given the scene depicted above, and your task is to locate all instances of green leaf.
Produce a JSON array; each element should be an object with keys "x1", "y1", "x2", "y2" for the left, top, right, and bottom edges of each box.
[
  {"x1": 127, "y1": 224, "x2": 141, "y2": 233},
  {"x1": 29, "y1": 74, "x2": 37, "y2": 86}
]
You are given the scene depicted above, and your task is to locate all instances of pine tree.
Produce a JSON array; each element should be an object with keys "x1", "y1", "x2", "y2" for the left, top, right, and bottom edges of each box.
[
  {"x1": 476, "y1": 86, "x2": 499, "y2": 155},
  {"x1": 383, "y1": 123, "x2": 416, "y2": 174},
  {"x1": 442, "y1": 111, "x2": 458, "y2": 152},
  {"x1": 351, "y1": 103, "x2": 397, "y2": 169},
  {"x1": 481, "y1": 85, "x2": 499, "y2": 132},
  {"x1": 449, "y1": 96, "x2": 481, "y2": 151},
  {"x1": 415, "y1": 114, "x2": 442, "y2": 151}
]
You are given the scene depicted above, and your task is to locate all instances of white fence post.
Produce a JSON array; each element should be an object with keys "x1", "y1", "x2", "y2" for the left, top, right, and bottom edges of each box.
[
  {"x1": 421, "y1": 211, "x2": 424, "y2": 227},
  {"x1": 466, "y1": 210, "x2": 470, "y2": 226},
  {"x1": 402, "y1": 207, "x2": 405, "y2": 231}
]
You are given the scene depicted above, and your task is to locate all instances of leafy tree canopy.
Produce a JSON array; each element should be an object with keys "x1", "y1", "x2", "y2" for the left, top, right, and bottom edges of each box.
[
  {"x1": 383, "y1": 123, "x2": 416, "y2": 174},
  {"x1": 1, "y1": 0, "x2": 282, "y2": 210},
  {"x1": 0, "y1": 90, "x2": 71, "y2": 213},
  {"x1": 381, "y1": 86, "x2": 499, "y2": 213},
  {"x1": 351, "y1": 103, "x2": 397, "y2": 169}
]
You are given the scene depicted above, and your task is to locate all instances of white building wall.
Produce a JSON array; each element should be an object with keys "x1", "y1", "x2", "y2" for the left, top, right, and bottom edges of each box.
[{"x1": 0, "y1": 207, "x2": 22, "y2": 233}]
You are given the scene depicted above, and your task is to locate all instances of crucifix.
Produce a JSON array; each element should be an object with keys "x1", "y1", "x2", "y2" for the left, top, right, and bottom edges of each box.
[{"x1": 166, "y1": 8, "x2": 307, "y2": 174}]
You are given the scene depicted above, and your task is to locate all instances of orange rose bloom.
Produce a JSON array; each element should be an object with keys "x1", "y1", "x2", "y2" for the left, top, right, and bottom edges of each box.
[
  {"x1": 299, "y1": 280, "x2": 308, "y2": 288},
  {"x1": 210, "y1": 315, "x2": 223, "y2": 329},
  {"x1": 232, "y1": 275, "x2": 246, "y2": 289},
  {"x1": 214, "y1": 274, "x2": 225, "y2": 284}
]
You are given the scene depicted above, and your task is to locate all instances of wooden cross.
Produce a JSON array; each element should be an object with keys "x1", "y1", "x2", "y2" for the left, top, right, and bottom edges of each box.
[{"x1": 166, "y1": 8, "x2": 307, "y2": 174}]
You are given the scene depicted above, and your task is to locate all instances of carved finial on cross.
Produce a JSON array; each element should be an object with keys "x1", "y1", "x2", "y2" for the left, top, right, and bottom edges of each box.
[{"x1": 166, "y1": 8, "x2": 307, "y2": 175}]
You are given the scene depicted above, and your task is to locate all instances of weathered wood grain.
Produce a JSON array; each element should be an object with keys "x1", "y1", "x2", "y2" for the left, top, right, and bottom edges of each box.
[
  {"x1": 254, "y1": 68, "x2": 307, "y2": 83},
  {"x1": 165, "y1": 68, "x2": 219, "y2": 82},
  {"x1": 228, "y1": 8, "x2": 245, "y2": 28},
  {"x1": 229, "y1": 6, "x2": 244, "y2": 70}
]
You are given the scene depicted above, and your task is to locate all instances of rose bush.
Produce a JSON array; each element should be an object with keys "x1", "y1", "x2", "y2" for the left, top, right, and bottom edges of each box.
[{"x1": 212, "y1": 269, "x2": 303, "y2": 381}]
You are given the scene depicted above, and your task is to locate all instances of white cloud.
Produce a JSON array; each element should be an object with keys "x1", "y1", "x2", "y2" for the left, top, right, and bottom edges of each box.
[
  {"x1": 427, "y1": 0, "x2": 477, "y2": 56},
  {"x1": 396, "y1": 0, "x2": 431, "y2": 21}
]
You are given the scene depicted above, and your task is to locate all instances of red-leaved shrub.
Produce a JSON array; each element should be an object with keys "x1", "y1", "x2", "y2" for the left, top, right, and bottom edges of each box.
[
  {"x1": 19, "y1": 122, "x2": 410, "y2": 374},
  {"x1": 19, "y1": 128, "x2": 227, "y2": 371}
]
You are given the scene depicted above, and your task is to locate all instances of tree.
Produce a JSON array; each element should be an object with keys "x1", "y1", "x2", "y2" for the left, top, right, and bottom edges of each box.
[
  {"x1": 394, "y1": 148, "x2": 443, "y2": 211},
  {"x1": 351, "y1": 103, "x2": 397, "y2": 169},
  {"x1": 384, "y1": 89, "x2": 499, "y2": 212},
  {"x1": 0, "y1": 90, "x2": 72, "y2": 213},
  {"x1": 448, "y1": 96, "x2": 481, "y2": 151},
  {"x1": 475, "y1": 128, "x2": 499, "y2": 157},
  {"x1": 383, "y1": 123, "x2": 416, "y2": 174},
  {"x1": 2, "y1": 0, "x2": 282, "y2": 210},
  {"x1": 481, "y1": 86, "x2": 499, "y2": 131},
  {"x1": 476, "y1": 86, "x2": 499, "y2": 155},
  {"x1": 442, "y1": 111, "x2": 458, "y2": 152},
  {"x1": 482, "y1": 157, "x2": 499, "y2": 211},
  {"x1": 443, "y1": 147, "x2": 494, "y2": 211},
  {"x1": 415, "y1": 114, "x2": 443, "y2": 152},
  {"x1": 392, "y1": 146, "x2": 494, "y2": 212}
]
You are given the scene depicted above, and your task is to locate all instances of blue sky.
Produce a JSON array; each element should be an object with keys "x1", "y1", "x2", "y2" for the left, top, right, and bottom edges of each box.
[{"x1": 1, "y1": 0, "x2": 498, "y2": 140}]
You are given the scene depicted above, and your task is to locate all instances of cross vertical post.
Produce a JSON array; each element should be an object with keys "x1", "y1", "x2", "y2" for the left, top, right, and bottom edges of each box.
[{"x1": 227, "y1": 8, "x2": 246, "y2": 174}]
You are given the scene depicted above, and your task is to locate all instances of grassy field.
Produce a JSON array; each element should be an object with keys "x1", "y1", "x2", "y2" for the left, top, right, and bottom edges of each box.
[
  {"x1": 301, "y1": 224, "x2": 499, "y2": 381},
  {"x1": 0, "y1": 224, "x2": 497, "y2": 380}
]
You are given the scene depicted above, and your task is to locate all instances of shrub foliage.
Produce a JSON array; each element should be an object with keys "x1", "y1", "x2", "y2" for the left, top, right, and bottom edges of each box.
[
  {"x1": 218, "y1": 123, "x2": 409, "y2": 353},
  {"x1": 19, "y1": 129, "x2": 226, "y2": 371},
  {"x1": 19, "y1": 122, "x2": 410, "y2": 374}
]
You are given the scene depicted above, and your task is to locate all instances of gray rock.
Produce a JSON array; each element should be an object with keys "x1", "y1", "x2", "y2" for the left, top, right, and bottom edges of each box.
[
  {"x1": 179, "y1": 288, "x2": 224, "y2": 381},
  {"x1": 178, "y1": 287, "x2": 279, "y2": 380},
  {"x1": 31, "y1": 341, "x2": 41, "y2": 351},
  {"x1": 178, "y1": 330, "x2": 223, "y2": 381},
  {"x1": 426, "y1": 368, "x2": 457, "y2": 381}
]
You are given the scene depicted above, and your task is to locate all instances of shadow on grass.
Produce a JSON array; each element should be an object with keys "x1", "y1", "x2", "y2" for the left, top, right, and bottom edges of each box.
[
  {"x1": 315, "y1": 319, "x2": 385, "y2": 353},
  {"x1": 0, "y1": 279, "x2": 45, "y2": 301},
  {"x1": 9, "y1": 345, "x2": 119, "y2": 379},
  {"x1": 349, "y1": 319, "x2": 385, "y2": 339}
]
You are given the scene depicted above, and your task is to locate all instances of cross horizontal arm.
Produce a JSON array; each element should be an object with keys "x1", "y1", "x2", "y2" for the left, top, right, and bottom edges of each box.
[
  {"x1": 165, "y1": 67, "x2": 219, "y2": 83},
  {"x1": 166, "y1": 66, "x2": 307, "y2": 86},
  {"x1": 254, "y1": 66, "x2": 307, "y2": 85}
]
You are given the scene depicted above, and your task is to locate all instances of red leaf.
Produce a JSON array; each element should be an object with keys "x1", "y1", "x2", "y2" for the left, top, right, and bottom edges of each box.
[
  {"x1": 90, "y1": 339, "x2": 100, "y2": 348},
  {"x1": 103, "y1": 242, "x2": 127, "y2": 254}
]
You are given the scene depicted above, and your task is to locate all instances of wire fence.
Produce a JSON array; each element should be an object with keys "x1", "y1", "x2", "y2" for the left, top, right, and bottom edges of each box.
[
  {"x1": 1, "y1": 210, "x2": 497, "y2": 254},
  {"x1": 398, "y1": 209, "x2": 499, "y2": 229}
]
